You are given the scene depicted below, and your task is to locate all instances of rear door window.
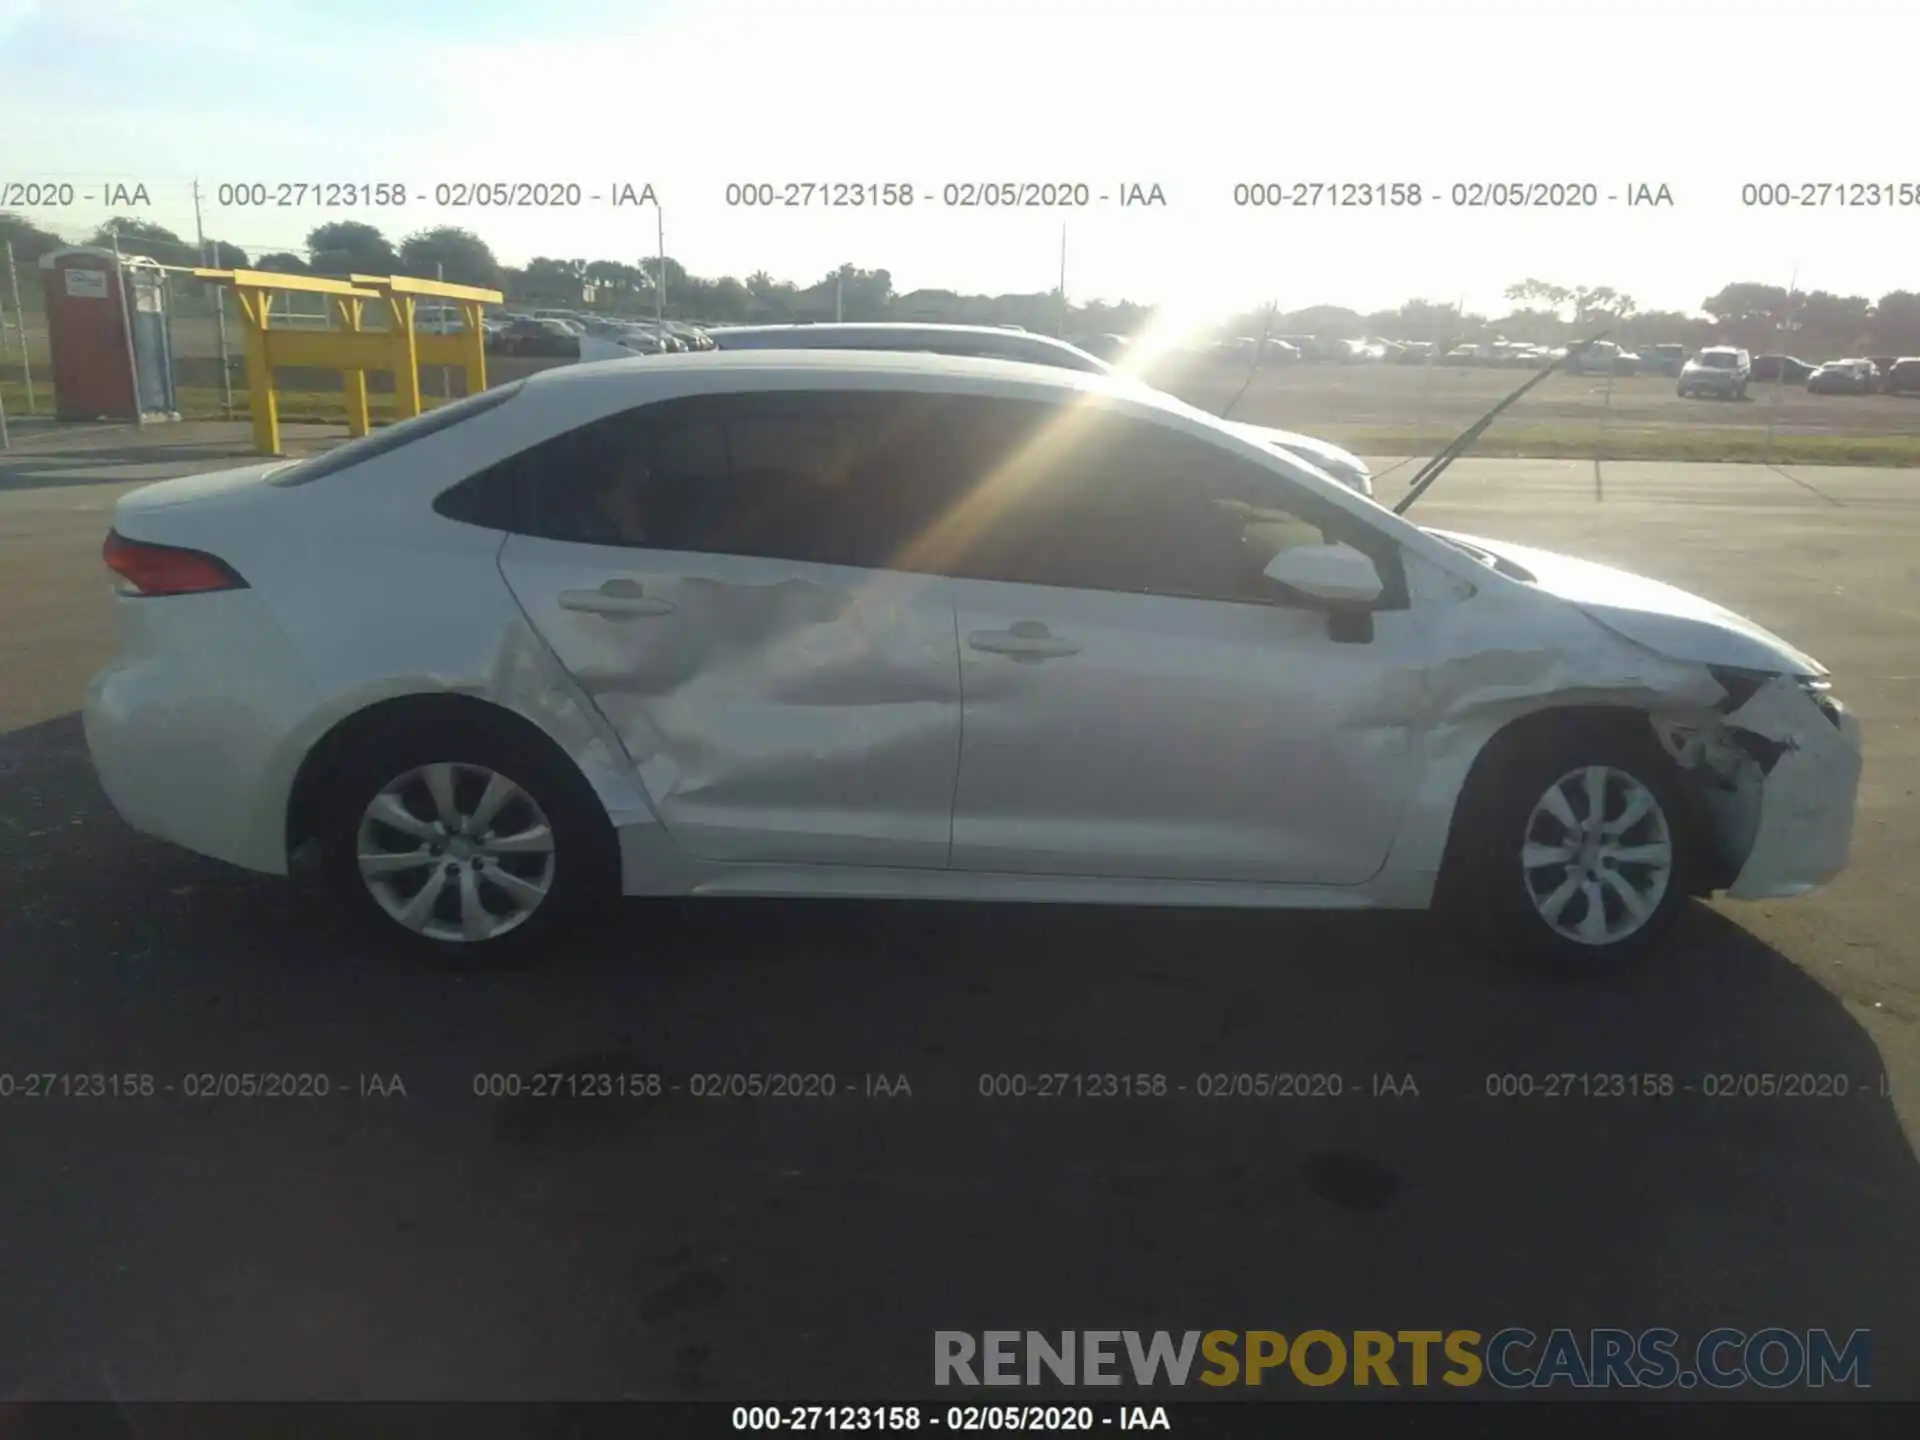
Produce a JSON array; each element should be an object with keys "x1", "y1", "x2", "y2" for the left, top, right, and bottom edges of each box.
[{"x1": 501, "y1": 389, "x2": 975, "y2": 569}]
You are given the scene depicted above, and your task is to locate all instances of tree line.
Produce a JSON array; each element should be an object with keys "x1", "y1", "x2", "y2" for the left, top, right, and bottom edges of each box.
[{"x1": 2, "y1": 211, "x2": 1916, "y2": 359}]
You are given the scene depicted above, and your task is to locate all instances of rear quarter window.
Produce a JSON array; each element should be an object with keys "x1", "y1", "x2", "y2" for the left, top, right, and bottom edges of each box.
[{"x1": 270, "y1": 381, "x2": 527, "y2": 487}]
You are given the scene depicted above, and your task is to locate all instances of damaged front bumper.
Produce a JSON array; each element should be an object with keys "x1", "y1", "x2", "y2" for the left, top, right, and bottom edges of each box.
[{"x1": 1655, "y1": 674, "x2": 1865, "y2": 900}]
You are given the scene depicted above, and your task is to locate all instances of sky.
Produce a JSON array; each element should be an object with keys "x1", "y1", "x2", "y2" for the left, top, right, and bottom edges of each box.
[{"x1": 3, "y1": 0, "x2": 1917, "y2": 323}]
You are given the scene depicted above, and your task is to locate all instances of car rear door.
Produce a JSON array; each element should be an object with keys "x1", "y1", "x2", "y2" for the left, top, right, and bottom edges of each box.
[
  {"x1": 923, "y1": 397, "x2": 1428, "y2": 886},
  {"x1": 494, "y1": 390, "x2": 963, "y2": 868}
]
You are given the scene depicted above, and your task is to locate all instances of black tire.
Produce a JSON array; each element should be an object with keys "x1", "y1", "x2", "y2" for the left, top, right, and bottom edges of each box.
[
  {"x1": 1438, "y1": 717, "x2": 1703, "y2": 977},
  {"x1": 317, "y1": 717, "x2": 617, "y2": 965}
]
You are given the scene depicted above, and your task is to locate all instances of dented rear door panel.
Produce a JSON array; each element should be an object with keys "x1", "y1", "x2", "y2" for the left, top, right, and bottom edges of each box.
[{"x1": 498, "y1": 537, "x2": 962, "y2": 867}]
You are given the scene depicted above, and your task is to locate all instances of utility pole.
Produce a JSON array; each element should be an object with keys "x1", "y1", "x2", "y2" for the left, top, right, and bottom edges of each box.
[
  {"x1": 1764, "y1": 264, "x2": 1799, "y2": 466},
  {"x1": 655, "y1": 207, "x2": 666, "y2": 327},
  {"x1": 192, "y1": 179, "x2": 234, "y2": 418},
  {"x1": 1057, "y1": 223, "x2": 1068, "y2": 337},
  {"x1": 5, "y1": 240, "x2": 36, "y2": 414}
]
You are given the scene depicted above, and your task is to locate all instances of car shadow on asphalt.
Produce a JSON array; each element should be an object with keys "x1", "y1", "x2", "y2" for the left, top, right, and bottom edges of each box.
[{"x1": 4, "y1": 709, "x2": 1918, "y2": 1399}]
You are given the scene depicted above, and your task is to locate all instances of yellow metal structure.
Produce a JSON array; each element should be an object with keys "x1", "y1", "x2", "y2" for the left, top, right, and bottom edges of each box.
[{"x1": 194, "y1": 268, "x2": 504, "y2": 455}]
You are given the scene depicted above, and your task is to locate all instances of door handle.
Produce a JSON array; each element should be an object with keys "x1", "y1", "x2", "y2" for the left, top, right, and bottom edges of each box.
[
  {"x1": 557, "y1": 580, "x2": 676, "y2": 617},
  {"x1": 967, "y1": 621, "x2": 1081, "y2": 660}
]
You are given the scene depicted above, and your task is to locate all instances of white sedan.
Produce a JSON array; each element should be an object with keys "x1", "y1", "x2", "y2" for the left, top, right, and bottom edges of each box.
[{"x1": 83, "y1": 351, "x2": 1863, "y2": 970}]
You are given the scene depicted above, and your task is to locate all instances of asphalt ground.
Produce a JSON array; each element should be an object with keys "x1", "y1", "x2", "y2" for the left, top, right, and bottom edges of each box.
[{"x1": 1, "y1": 430, "x2": 1917, "y2": 1401}]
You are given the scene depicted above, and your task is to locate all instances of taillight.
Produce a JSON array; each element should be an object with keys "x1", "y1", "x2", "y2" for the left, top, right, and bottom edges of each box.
[{"x1": 102, "y1": 529, "x2": 249, "y2": 597}]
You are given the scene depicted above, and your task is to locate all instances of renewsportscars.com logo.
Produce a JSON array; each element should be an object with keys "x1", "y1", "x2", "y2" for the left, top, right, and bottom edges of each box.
[{"x1": 934, "y1": 1329, "x2": 1871, "y2": 1390}]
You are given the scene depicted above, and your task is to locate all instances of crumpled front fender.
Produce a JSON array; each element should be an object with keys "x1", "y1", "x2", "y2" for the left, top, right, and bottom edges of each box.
[{"x1": 1654, "y1": 676, "x2": 1864, "y2": 900}]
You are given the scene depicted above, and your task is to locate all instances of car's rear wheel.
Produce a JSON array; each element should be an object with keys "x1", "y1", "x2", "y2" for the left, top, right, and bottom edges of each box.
[
  {"x1": 318, "y1": 724, "x2": 615, "y2": 964},
  {"x1": 1441, "y1": 720, "x2": 1699, "y2": 975}
]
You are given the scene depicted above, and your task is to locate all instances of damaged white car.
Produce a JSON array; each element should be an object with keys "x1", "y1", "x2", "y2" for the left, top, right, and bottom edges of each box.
[{"x1": 81, "y1": 350, "x2": 1863, "y2": 970}]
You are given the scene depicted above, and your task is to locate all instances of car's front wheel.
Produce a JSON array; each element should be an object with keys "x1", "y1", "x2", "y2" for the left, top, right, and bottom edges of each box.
[
  {"x1": 1441, "y1": 720, "x2": 1699, "y2": 975},
  {"x1": 317, "y1": 723, "x2": 616, "y2": 963}
]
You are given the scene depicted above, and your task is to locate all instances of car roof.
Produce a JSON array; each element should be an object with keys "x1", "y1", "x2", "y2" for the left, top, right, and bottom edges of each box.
[
  {"x1": 512, "y1": 348, "x2": 1273, "y2": 445},
  {"x1": 708, "y1": 322, "x2": 1111, "y2": 370},
  {"x1": 528, "y1": 346, "x2": 1111, "y2": 392}
]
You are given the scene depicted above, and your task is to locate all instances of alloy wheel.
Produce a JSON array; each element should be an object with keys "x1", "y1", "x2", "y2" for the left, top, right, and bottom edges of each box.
[
  {"x1": 355, "y1": 762, "x2": 557, "y2": 944},
  {"x1": 1519, "y1": 765, "x2": 1674, "y2": 946}
]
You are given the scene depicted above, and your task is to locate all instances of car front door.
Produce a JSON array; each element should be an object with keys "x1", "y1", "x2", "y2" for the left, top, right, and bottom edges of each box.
[
  {"x1": 928, "y1": 397, "x2": 1430, "y2": 886},
  {"x1": 494, "y1": 391, "x2": 963, "y2": 869}
]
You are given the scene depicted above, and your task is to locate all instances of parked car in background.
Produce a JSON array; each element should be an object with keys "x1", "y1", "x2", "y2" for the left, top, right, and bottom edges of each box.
[
  {"x1": 1806, "y1": 359, "x2": 1878, "y2": 395},
  {"x1": 661, "y1": 321, "x2": 717, "y2": 351},
  {"x1": 1881, "y1": 357, "x2": 1920, "y2": 395},
  {"x1": 81, "y1": 350, "x2": 1865, "y2": 972},
  {"x1": 1640, "y1": 344, "x2": 1687, "y2": 377},
  {"x1": 529, "y1": 310, "x2": 588, "y2": 336},
  {"x1": 413, "y1": 305, "x2": 467, "y2": 336},
  {"x1": 1868, "y1": 356, "x2": 1899, "y2": 384},
  {"x1": 611, "y1": 327, "x2": 673, "y2": 355},
  {"x1": 707, "y1": 322, "x2": 1375, "y2": 495},
  {"x1": 1750, "y1": 354, "x2": 1817, "y2": 384},
  {"x1": 1492, "y1": 342, "x2": 1549, "y2": 368},
  {"x1": 1444, "y1": 344, "x2": 1482, "y2": 365},
  {"x1": 1564, "y1": 340, "x2": 1640, "y2": 376},
  {"x1": 1275, "y1": 335, "x2": 1364, "y2": 363},
  {"x1": 629, "y1": 323, "x2": 687, "y2": 353},
  {"x1": 1677, "y1": 347, "x2": 1752, "y2": 400},
  {"x1": 490, "y1": 317, "x2": 581, "y2": 358},
  {"x1": 579, "y1": 327, "x2": 672, "y2": 361}
]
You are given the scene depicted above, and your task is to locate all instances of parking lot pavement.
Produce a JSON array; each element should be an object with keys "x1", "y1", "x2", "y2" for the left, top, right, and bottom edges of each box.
[{"x1": 2, "y1": 454, "x2": 1918, "y2": 1400}]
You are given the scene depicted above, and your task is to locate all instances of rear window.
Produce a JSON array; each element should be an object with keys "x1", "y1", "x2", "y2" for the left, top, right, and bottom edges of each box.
[
  {"x1": 1700, "y1": 352, "x2": 1738, "y2": 368},
  {"x1": 269, "y1": 380, "x2": 526, "y2": 487}
]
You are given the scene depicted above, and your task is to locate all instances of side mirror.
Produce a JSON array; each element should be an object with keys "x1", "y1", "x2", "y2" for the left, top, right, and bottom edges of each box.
[{"x1": 1263, "y1": 543, "x2": 1384, "y2": 606}]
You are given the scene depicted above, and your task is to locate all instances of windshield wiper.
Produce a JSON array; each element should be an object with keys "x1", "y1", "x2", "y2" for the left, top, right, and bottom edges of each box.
[
  {"x1": 1218, "y1": 302, "x2": 1280, "y2": 421},
  {"x1": 1391, "y1": 328, "x2": 1610, "y2": 515}
]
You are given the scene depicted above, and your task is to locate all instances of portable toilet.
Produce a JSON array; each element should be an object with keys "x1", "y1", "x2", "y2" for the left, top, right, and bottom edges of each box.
[{"x1": 38, "y1": 247, "x2": 179, "y2": 421}]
